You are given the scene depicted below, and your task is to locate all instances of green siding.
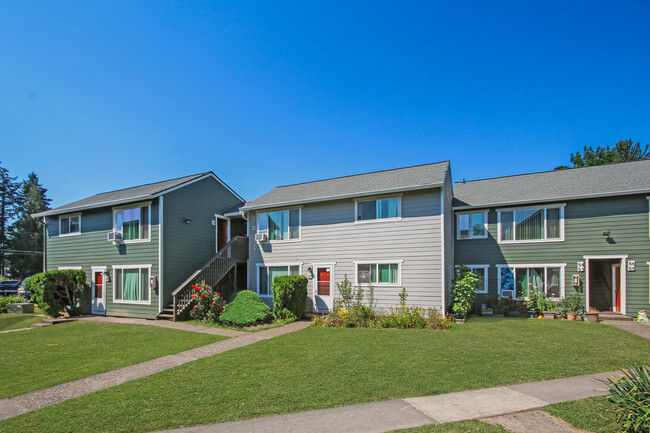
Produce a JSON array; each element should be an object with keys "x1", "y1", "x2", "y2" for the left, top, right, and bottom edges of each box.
[
  {"x1": 46, "y1": 200, "x2": 160, "y2": 319},
  {"x1": 454, "y1": 194, "x2": 650, "y2": 317},
  {"x1": 162, "y1": 177, "x2": 244, "y2": 308}
]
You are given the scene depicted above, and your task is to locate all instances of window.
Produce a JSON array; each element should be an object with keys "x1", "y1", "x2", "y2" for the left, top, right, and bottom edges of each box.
[
  {"x1": 258, "y1": 265, "x2": 300, "y2": 296},
  {"x1": 114, "y1": 205, "x2": 150, "y2": 242},
  {"x1": 59, "y1": 214, "x2": 81, "y2": 236},
  {"x1": 113, "y1": 266, "x2": 151, "y2": 303},
  {"x1": 498, "y1": 265, "x2": 564, "y2": 299},
  {"x1": 356, "y1": 197, "x2": 400, "y2": 221},
  {"x1": 256, "y1": 209, "x2": 300, "y2": 241},
  {"x1": 356, "y1": 262, "x2": 400, "y2": 284},
  {"x1": 457, "y1": 212, "x2": 487, "y2": 239},
  {"x1": 464, "y1": 265, "x2": 488, "y2": 293},
  {"x1": 498, "y1": 205, "x2": 564, "y2": 243}
]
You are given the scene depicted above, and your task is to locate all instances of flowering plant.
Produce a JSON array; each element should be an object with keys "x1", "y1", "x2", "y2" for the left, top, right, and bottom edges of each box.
[{"x1": 189, "y1": 281, "x2": 226, "y2": 323}]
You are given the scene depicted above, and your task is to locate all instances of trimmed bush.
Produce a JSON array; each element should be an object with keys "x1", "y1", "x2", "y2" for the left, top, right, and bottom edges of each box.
[
  {"x1": 219, "y1": 290, "x2": 272, "y2": 326},
  {"x1": 25, "y1": 270, "x2": 86, "y2": 317},
  {"x1": 272, "y1": 275, "x2": 308, "y2": 319},
  {"x1": 0, "y1": 295, "x2": 27, "y2": 313}
]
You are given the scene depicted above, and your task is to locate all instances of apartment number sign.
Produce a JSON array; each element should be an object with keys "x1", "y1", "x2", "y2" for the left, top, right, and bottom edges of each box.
[
  {"x1": 627, "y1": 260, "x2": 636, "y2": 272},
  {"x1": 577, "y1": 262, "x2": 585, "y2": 272}
]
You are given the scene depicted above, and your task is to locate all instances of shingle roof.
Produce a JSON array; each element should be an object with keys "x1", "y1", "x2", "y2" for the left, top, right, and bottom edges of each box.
[
  {"x1": 242, "y1": 161, "x2": 450, "y2": 211},
  {"x1": 34, "y1": 172, "x2": 239, "y2": 217},
  {"x1": 453, "y1": 159, "x2": 650, "y2": 209}
]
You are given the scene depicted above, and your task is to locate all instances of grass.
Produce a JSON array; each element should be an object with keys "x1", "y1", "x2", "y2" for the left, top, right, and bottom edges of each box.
[
  {"x1": 0, "y1": 321, "x2": 225, "y2": 399},
  {"x1": 390, "y1": 420, "x2": 509, "y2": 433},
  {"x1": 1, "y1": 318, "x2": 648, "y2": 433},
  {"x1": 544, "y1": 396, "x2": 619, "y2": 433},
  {"x1": 0, "y1": 314, "x2": 44, "y2": 331}
]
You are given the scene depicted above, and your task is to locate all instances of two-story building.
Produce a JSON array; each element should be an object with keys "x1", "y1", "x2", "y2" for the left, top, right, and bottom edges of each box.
[{"x1": 453, "y1": 160, "x2": 650, "y2": 316}]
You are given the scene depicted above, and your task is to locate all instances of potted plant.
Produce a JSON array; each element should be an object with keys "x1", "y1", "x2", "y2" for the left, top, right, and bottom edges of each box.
[
  {"x1": 585, "y1": 307, "x2": 599, "y2": 323},
  {"x1": 541, "y1": 299, "x2": 557, "y2": 319},
  {"x1": 567, "y1": 311, "x2": 577, "y2": 321}
]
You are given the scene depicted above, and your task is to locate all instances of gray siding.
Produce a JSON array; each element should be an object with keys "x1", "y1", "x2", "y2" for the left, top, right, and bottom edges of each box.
[
  {"x1": 162, "y1": 177, "x2": 244, "y2": 308},
  {"x1": 46, "y1": 200, "x2": 160, "y2": 319},
  {"x1": 454, "y1": 194, "x2": 650, "y2": 317},
  {"x1": 248, "y1": 188, "x2": 445, "y2": 312}
]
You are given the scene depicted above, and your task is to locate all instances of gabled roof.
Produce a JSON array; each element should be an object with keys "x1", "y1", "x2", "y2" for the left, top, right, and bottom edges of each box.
[
  {"x1": 34, "y1": 172, "x2": 244, "y2": 217},
  {"x1": 453, "y1": 159, "x2": 650, "y2": 209},
  {"x1": 241, "y1": 161, "x2": 450, "y2": 211}
]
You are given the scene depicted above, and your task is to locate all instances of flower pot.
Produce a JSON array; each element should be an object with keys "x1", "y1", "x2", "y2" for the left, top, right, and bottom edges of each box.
[
  {"x1": 567, "y1": 313, "x2": 577, "y2": 321},
  {"x1": 542, "y1": 311, "x2": 556, "y2": 320}
]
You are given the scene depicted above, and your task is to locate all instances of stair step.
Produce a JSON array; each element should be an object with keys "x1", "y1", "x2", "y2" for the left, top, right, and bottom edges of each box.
[{"x1": 600, "y1": 313, "x2": 634, "y2": 321}]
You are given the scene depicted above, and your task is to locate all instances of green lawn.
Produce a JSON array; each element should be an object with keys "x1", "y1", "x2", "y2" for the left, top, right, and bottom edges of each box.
[
  {"x1": 544, "y1": 396, "x2": 619, "y2": 433},
  {"x1": 0, "y1": 321, "x2": 225, "y2": 399},
  {"x1": 0, "y1": 314, "x2": 44, "y2": 331},
  {"x1": 1, "y1": 318, "x2": 648, "y2": 433},
  {"x1": 391, "y1": 420, "x2": 508, "y2": 433}
]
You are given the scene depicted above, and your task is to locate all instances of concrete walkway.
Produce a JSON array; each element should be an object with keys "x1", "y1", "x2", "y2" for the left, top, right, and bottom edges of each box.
[
  {"x1": 482, "y1": 410, "x2": 589, "y2": 433},
  {"x1": 602, "y1": 320, "x2": 650, "y2": 340},
  {"x1": 0, "y1": 320, "x2": 310, "y2": 421},
  {"x1": 155, "y1": 370, "x2": 623, "y2": 433}
]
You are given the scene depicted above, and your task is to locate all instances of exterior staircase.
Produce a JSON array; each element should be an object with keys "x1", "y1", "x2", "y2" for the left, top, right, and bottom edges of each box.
[{"x1": 156, "y1": 236, "x2": 248, "y2": 321}]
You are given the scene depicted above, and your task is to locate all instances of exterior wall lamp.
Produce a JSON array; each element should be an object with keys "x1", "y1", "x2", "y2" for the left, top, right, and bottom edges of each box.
[
  {"x1": 184, "y1": 218, "x2": 192, "y2": 224},
  {"x1": 602, "y1": 228, "x2": 611, "y2": 237},
  {"x1": 103, "y1": 269, "x2": 112, "y2": 283}
]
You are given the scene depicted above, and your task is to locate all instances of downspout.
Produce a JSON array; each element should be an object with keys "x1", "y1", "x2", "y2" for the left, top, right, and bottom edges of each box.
[{"x1": 42, "y1": 217, "x2": 47, "y2": 272}]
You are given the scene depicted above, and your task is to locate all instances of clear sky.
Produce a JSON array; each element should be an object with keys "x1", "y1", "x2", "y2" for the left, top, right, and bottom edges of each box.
[{"x1": 1, "y1": 1, "x2": 649, "y2": 207}]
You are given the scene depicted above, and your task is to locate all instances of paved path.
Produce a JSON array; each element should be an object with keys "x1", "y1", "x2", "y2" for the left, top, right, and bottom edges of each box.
[
  {"x1": 482, "y1": 410, "x2": 588, "y2": 433},
  {"x1": 602, "y1": 320, "x2": 650, "y2": 340},
  {"x1": 154, "y1": 370, "x2": 623, "y2": 433},
  {"x1": 78, "y1": 316, "x2": 246, "y2": 337},
  {"x1": 0, "y1": 320, "x2": 310, "y2": 421}
]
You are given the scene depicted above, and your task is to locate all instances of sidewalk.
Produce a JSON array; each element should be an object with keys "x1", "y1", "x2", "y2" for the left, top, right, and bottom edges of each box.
[
  {"x1": 154, "y1": 370, "x2": 623, "y2": 433},
  {"x1": 602, "y1": 320, "x2": 650, "y2": 341},
  {"x1": 0, "y1": 320, "x2": 311, "y2": 421}
]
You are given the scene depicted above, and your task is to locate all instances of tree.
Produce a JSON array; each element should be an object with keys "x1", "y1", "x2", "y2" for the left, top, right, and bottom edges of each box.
[
  {"x1": 556, "y1": 139, "x2": 650, "y2": 169},
  {"x1": 7, "y1": 172, "x2": 51, "y2": 278},
  {"x1": 0, "y1": 162, "x2": 20, "y2": 276}
]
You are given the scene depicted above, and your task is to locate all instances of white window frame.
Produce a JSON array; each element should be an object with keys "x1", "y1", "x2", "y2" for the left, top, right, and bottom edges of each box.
[
  {"x1": 112, "y1": 202, "x2": 152, "y2": 244},
  {"x1": 58, "y1": 266, "x2": 82, "y2": 270},
  {"x1": 255, "y1": 208, "x2": 302, "y2": 243},
  {"x1": 456, "y1": 211, "x2": 488, "y2": 240},
  {"x1": 112, "y1": 264, "x2": 152, "y2": 305},
  {"x1": 255, "y1": 262, "x2": 303, "y2": 298},
  {"x1": 58, "y1": 213, "x2": 81, "y2": 237},
  {"x1": 497, "y1": 203, "x2": 565, "y2": 244},
  {"x1": 354, "y1": 195, "x2": 402, "y2": 224},
  {"x1": 353, "y1": 260, "x2": 404, "y2": 286},
  {"x1": 496, "y1": 264, "x2": 566, "y2": 299},
  {"x1": 458, "y1": 265, "x2": 489, "y2": 293}
]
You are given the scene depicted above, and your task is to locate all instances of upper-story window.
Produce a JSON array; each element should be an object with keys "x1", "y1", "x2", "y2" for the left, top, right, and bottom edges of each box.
[
  {"x1": 257, "y1": 209, "x2": 301, "y2": 241},
  {"x1": 457, "y1": 212, "x2": 487, "y2": 239},
  {"x1": 114, "y1": 204, "x2": 150, "y2": 242},
  {"x1": 355, "y1": 197, "x2": 401, "y2": 222},
  {"x1": 59, "y1": 214, "x2": 81, "y2": 237},
  {"x1": 498, "y1": 205, "x2": 564, "y2": 243}
]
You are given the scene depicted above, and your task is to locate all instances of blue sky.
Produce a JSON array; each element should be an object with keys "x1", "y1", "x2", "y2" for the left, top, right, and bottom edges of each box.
[{"x1": 1, "y1": 1, "x2": 649, "y2": 207}]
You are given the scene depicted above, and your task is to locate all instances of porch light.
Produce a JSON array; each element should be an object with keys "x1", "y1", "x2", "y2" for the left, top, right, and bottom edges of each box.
[
  {"x1": 184, "y1": 218, "x2": 192, "y2": 224},
  {"x1": 602, "y1": 228, "x2": 610, "y2": 237},
  {"x1": 103, "y1": 270, "x2": 112, "y2": 283}
]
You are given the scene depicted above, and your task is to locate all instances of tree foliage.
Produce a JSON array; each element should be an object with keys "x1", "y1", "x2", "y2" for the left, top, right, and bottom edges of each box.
[
  {"x1": 25, "y1": 270, "x2": 86, "y2": 317},
  {"x1": 0, "y1": 162, "x2": 20, "y2": 275},
  {"x1": 556, "y1": 139, "x2": 649, "y2": 169}
]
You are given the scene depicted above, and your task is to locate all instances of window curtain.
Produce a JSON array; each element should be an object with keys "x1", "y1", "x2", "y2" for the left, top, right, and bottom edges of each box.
[
  {"x1": 470, "y1": 213, "x2": 484, "y2": 237},
  {"x1": 121, "y1": 208, "x2": 140, "y2": 240},
  {"x1": 501, "y1": 212, "x2": 514, "y2": 240},
  {"x1": 500, "y1": 267, "x2": 514, "y2": 294},
  {"x1": 458, "y1": 214, "x2": 470, "y2": 237},
  {"x1": 122, "y1": 269, "x2": 139, "y2": 301},
  {"x1": 515, "y1": 209, "x2": 544, "y2": 240},
  {"x1": 546, "y1": 208, "x2": 560, "y2": 238},
  {"x1": 378, "y1": 198, "x2": 398, "y2": 219},
  {"x1": 268, "y1": 211, "x2": 288, "y2": 240},
  {"x1": 268, "y1": 266, "x2": 288, "y2": 291},
  {"x1": 139, "y1": 207, "x2": 149, "y2": 240},
  {"x1": 517, "y1": 268, "x2": 544, "y2": 298},
  {"x1": 378, "y1": 264, "x2": 398, "y2": 283},
  {"x1": 289, "y1": 210, "x2": 300, "y2": 239},
  {"x1": 358, "y1": 201, "x2": 376, "y2": 220},
  {"x1": 547, "y1": 268, "x2": 561, "y2": 297},
  {"x1": 259, "y1": 267, "x2": 268, "y2": 295},
  {"x1": 61, "y1": 218, "x2": 70, "y2": 235},
  {"x1": 140, "y1": 270, "x2": 149, "y2": 301}
]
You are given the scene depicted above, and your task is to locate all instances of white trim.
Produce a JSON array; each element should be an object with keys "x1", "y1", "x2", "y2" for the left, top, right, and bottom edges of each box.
[
  {"x1": 441, "y1": 188, "x2": 446, "y2": 316},
  {"x1": 151, "y1": 172, "x2": 245, "y2": 203},
  {"x1": 158, "y1": 196, "x2": 164, "y2": 313},
  {"x1": 583, "y1": 255, "x2": 628, "y2": 314},
  {"x1": 112, "y1": 264, "x2": 153, "y2": 305},
  {"x1": 354, "y1": 195, "x2": 402, "y2": 224},
  {"x1": 353, "y1": 260, "x2": 403, "y2": 286},
  {"x1": 458, "y1": 264, "x2": 489, "y2": 294},
  {"x1": 91, "y1": 266, "x2": 107, "y2": 315},
  {"x1": 312, "y1": 263, "x2": 336, "y2": 313},
  {"x1": 455, "y1": 211, "x2": 488, "y2": 240},
  {"x1": 497, "y1": 204, "x2": 565, "y2": 244},
  {"x1": 58, "y1": 266, "x2": 82, "y2": 270},
  {"x1": 496, "y1": 263, "x2": 567, "y2": 299},
  {"x1": 241, "y1": 183, "x2": 444, "y2": 212},
  {"x1": 112, "y1": 204, "x2": 152, "y2": 244},
  {"x1": 214, "y1": 214, "x2": 230, "y2": 253},
  {"x1": 255, "y1": 263, "x2": 303, "y2": 297},
  {"x1": 58, "y1": 213, "x2": 81, "y2": 237}
]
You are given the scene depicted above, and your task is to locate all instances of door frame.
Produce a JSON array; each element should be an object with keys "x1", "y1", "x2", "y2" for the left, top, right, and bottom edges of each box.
[
  {"x1": 312, "y1": 262, "x2": 336, "y2": 313},
  {"x1": 91, "y1": 266, "x2": 107, "y2": 315},
  {"x1": 584, "y1": 255, "x2": 627, "y2": 314},
  {"x1": 611, "y1": 263, "x2": 621, "y2": 313},
  {"x1": 214, "y1": 214, "x2": 231, "y2": 253}
]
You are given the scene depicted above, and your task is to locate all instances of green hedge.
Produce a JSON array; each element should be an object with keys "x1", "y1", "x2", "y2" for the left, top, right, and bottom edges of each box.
[
  {"x1": 272, "y1": 275, "x2": 308, "y2": 319},
  {"x1": 24, "y1": 270, "x2": 86, "y2": 317},
  {"x1": 219, "y1": 290, "x2": 272, "y2": 326}
]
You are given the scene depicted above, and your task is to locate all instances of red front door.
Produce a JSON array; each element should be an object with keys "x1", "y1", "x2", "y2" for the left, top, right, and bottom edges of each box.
[{"x1": 217, "y1": 219, "x2": 228, "y2": 251}]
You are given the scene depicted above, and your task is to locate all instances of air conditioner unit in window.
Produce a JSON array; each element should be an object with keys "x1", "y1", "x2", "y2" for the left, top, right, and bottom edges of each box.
[
  {"x1": 501, "y1": 290, "x2": 515, "y2": 299},
  {"x1": 255, "y1": 233, "x2": 268, "y2": 243},
  {"x1": 459, "y1": 229, "x2": 469, "y2": 238},
  {"x1": 107, "y1": 231, "x2": 123, "y2": 244},
  {"x1": 358, "y1": 271, "x2": 371, "y2": 283}
]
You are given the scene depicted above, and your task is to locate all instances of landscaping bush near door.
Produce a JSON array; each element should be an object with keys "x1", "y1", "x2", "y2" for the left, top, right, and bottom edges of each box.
[
  {"x1": 0, "y1": 295, "x2": 27, "y2": 313},
  {"x1": 219, "y1": 290, "x2": 272, "y2": 326},
  {"x1": 272, "y1": 275, "x2": 308, "y2": 319},
  {"x1": 24, "y1": 270, "x2": 86, "y2": 317}
]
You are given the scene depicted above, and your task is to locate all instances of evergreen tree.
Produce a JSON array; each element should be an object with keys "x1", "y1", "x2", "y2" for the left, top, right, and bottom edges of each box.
[
  {"x1": 0, "y1": 162, "x2": 20, "y2": 276},
  {"x1": 556, "y1": 139, "x2": 649, "y2": 169},
  {"x1": 7, "y1": 172, "x2": 51, "y2": 278}
]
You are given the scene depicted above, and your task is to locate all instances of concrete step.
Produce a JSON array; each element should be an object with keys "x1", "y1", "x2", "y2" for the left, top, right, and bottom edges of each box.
[{"x1": 600, "y1": 313, "x2": 634, "y2": 321}]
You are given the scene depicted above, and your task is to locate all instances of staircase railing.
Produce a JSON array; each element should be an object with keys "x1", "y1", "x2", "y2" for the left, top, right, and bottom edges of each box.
[{"x1": 172, "y1": 236, "x2": 248, "y2": 321}]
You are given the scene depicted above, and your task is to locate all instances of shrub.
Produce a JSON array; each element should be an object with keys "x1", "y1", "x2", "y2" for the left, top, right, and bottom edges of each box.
[
  {"x1": 271, "y1": 275, "x2": 308, "y2": 319},
  {"x1": 0, "y1": 295, "x2": 28, "y2": 313},
  {"x1": 451, "y1": 265, "x2": 479, "y2": 319},
  {"x1": 189, "y1": 281, "x2": 226, "y2": 323},
  {"x1": 558, "y1": 292, "x2": 586, "y2": 317},
  {"x1": 219, "y1": 290, "x2": 272, "y2": 326},
  {"x1": 25, "y1": 270, "x2": 86, "y2": 317},
  {"x1": 606, "y1": 366, "x2": 650, "y2": 432}
]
